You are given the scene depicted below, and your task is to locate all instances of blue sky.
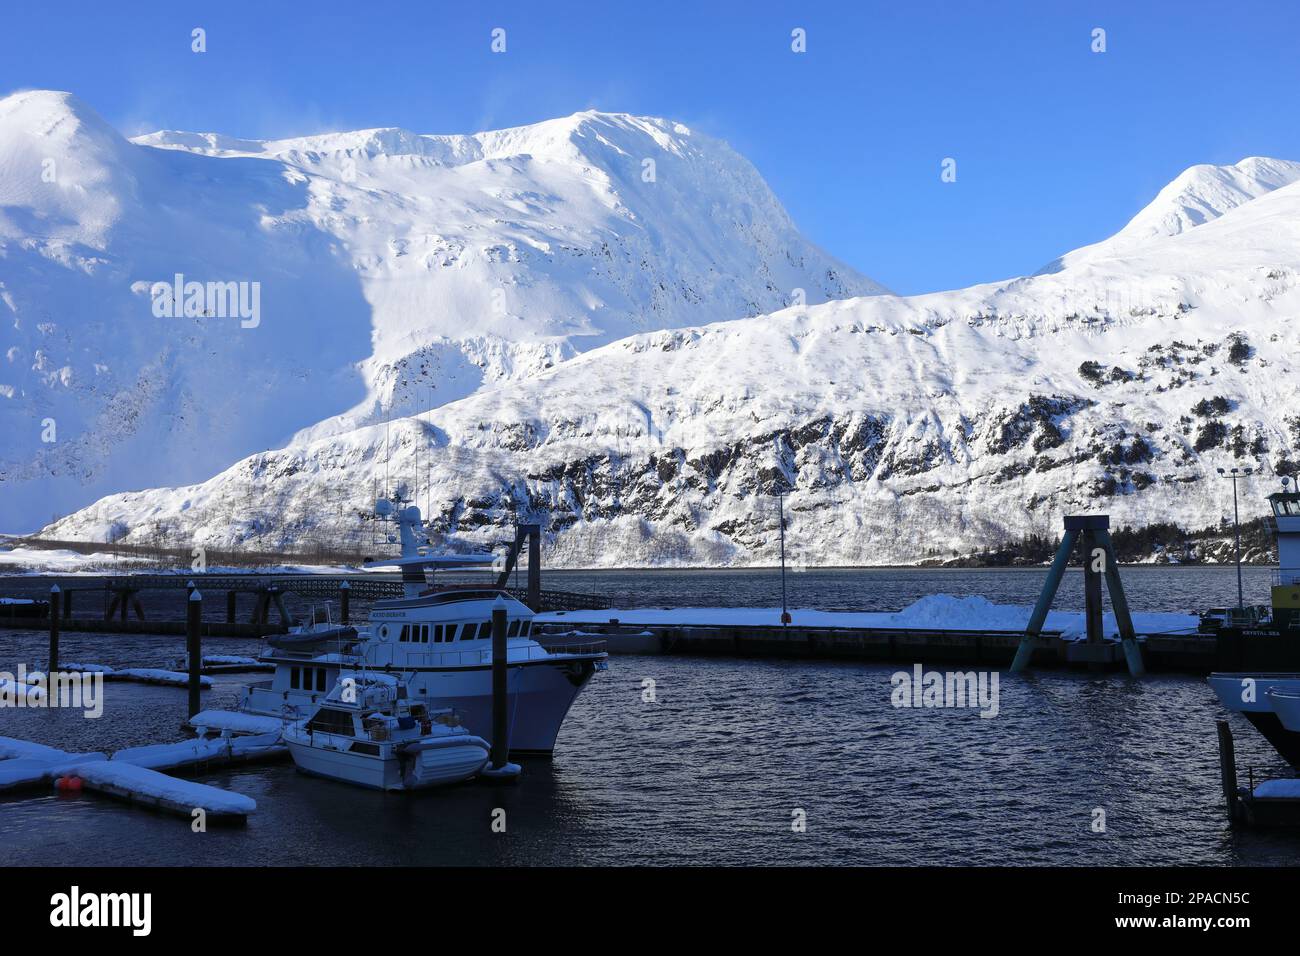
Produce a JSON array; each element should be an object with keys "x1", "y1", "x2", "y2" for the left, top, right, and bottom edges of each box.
[{"x1": 4, "y1": 1, "x2": 1298, "y2": 295}]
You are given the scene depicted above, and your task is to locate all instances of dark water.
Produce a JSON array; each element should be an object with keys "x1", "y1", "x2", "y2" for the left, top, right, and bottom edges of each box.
[{"x1": 3, "y1": 566, "x2": 1298, "y2": 866}]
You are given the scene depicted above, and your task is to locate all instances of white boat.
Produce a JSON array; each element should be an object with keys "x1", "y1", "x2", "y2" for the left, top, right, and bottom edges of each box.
[
  {"x1": 1208, "y1": 673, "x2": 1300, "y2": 768},
  {"x1": 239, "y1": 497, "x2": 607, "y2": 754},
  {"x1": 281, "y1": 673, "x2": 490, "y2": 791},
  {"x1": 1267, "y1": 688, "x2": 1300, "y2": 733}
]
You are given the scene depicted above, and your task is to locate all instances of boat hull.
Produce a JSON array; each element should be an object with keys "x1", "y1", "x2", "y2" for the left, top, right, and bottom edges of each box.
[
  {"x1": 1209, "y1": 673, "x2": 1300, "y2": 770},
  {"x1": 283, "y1": 738, "x2": 487, "y2": 790}
]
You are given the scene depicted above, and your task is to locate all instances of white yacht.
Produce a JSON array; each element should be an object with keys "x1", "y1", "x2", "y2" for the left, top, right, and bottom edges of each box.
[
  {"x1": 239, "y1": 498, "x2": 607, "y2": 755},
  {"x1": 281, "y1": 673, "x2": 490, "y2": 790}
]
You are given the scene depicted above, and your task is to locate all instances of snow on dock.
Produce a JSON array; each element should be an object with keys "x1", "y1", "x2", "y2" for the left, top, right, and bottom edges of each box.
[
  {"x1": 537, "y1": 594, "x2": 1199, "y2": 639},
  {"x1": 44, "y1": 664, "x2": 212, "y2": 687},
  {"x1": 0, "y1": 753, "x2": 106, "y2": 791},
  {"x1": 59, "y1": 662, "x2": 115, "y2": 674},
  {"x1": 0, "y1": 736, "x2": 70, "y2": 761},
  {"x1": 72, "y1": 761, "x2": 257, "y2": 820},
  {"x1": 188, "y1": 709, "x2": 282, "y2": 736},
  {"x1": 0, "y1": 734, "x2": 268, "y2": 818},
  {"x1": 112, "y1": 732, "x2": 284, "y2": 770},
  {"x1": 113, "y1": 668, "x2": 212, "y2": 688}
]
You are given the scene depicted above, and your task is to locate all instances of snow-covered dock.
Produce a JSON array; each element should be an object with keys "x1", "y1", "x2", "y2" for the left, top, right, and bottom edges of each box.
[
  {"x1": 70, "y1": 761, "x2": 257, "y2": 821},
  {"x1": 187, "y1": 709, "x2": 283, "y2": 736},
  {"x1": 0, "y1": 734, "x2": 272, "y2": 820},
  {"x1": 534, "y1": 594, "x2": 1218, "y2": 671},
  {"x1": 56, "y1": 664, "x2": 213, "y2": 688}
]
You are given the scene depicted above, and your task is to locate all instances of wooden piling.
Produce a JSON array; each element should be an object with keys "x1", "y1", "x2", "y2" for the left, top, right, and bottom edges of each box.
[
  {"x1": 48, "y1": 586, "x2": 60, "y2": 673},
  {"x1": 1217, "y1": 719, "x2": 1240, "y2": 822},
  {"x1": 186, "y1": 589, "x2": 202, "y2": 718},
  {"x1": 225, "y1": 590, "x2": 236, "y2": 624}
]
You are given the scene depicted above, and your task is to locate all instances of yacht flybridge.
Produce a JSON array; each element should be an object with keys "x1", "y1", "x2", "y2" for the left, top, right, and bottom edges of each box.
[{"x1": 239, "y1": 497, "x2": 607, "y2": 755}]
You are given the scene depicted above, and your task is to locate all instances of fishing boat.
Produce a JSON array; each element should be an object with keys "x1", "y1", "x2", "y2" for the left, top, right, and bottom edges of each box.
[
  {"x1": 239, "y1": 496, "x2": 607, "y2": 754},
  {"x1": 1207, "y1": 476, "x2": 1300, "y2": 767},
  {"x1": 281, "y1": 673, "x2": 490, "y2": 791}
]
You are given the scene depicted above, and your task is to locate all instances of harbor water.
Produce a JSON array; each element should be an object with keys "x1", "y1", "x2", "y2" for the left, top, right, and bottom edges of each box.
[{"x1": 3, "y1": 566, "x2": 1299, "y2": 866}]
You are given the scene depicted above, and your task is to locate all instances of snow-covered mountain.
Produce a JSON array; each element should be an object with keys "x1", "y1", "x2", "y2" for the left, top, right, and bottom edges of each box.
[
  {"x1": 0, "y1": 90, "x2": 881, "y2": 531},
  {"x1": 43, "y1": 152, "x2": 1300, "y2": 566},
  {"x1": 1039, "y1": 156, "x2": 1300, "y2": 273}
]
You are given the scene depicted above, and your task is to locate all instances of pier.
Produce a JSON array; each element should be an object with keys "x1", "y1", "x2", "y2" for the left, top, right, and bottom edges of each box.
[
  {"x1": 534, "y1": 616, "x2": 1239, "y2": 672},
  {"x1": 0, "y1": 570, "x2": 611, "y2": 636}
]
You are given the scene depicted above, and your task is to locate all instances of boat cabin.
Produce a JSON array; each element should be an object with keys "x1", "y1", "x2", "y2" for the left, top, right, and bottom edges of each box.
[{"x1": 1269, "y1": 488, "x2": 1300, "y2": 625}]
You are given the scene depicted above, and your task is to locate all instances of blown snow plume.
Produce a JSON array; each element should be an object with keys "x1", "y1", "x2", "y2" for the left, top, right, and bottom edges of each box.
[
  {"x1": 46, "y1": 154, "x2": 1300, "y2": 566},
  {"x1": 0, "y1": 90, "x2": 882, "y2": 532}
]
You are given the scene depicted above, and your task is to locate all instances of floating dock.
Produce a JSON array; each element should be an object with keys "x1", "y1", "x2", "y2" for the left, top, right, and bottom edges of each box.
[{"x1": 0, "y1": 733, "x2": 279, "y2": 822}]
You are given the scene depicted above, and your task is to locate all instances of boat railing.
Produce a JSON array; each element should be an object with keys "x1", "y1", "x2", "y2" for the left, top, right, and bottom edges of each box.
[
  {"x1": 395, "y1": 639, "x2": 606, "y2": 669},
  {"x1": 533, "y1": 638, "x2": 608, "y2": 657},
  {"x1": 1272, "y1": 568, "x2": 1300, "y2": 587}
]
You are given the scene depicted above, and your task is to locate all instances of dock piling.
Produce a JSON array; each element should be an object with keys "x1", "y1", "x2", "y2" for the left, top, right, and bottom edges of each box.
[
  {"x1": 481, "y1": 598, "x2": 520, "y2": 782},
  {"x1": 48, "y1": 585, "x2": 60, "y2": 674},
  {"x1": 186, "y1": 589, "x2": 202, "y2": 718},
  {"x1": 340, "y1": 580, "x2": 350, "y2": 625},
  {"x1": 1217, "y1": 719, "x2": 1241, "y2": 822}
]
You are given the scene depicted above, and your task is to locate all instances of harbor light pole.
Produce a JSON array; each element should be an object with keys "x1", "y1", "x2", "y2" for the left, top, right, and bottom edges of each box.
[
  {"x1": 1217, "y1": 466, "x2": 1253, "y2": 610},
  {"x1": 778, "y1": 494, "x2": 791, "y2": 626}
]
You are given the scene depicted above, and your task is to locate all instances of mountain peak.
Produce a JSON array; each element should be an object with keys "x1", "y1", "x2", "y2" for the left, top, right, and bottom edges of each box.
[{"x1": 1040, "y1": 155, "x2": 1300, "y2": 273}]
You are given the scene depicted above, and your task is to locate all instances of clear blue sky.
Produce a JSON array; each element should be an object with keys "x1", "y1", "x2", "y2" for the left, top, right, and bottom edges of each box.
[{"x1": 4, "y1": 1, "x2": 1298, "y2": 295}]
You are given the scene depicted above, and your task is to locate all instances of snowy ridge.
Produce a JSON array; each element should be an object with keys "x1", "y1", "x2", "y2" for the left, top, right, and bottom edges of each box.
[
  {"x1": 1041, "y1": 156, "x2": 1300, "y2": 273},
  {"x1": 46, "y1": 163, "x2": 1300, "y2": 565},
  {"x1": 0, "y1": 91, "x2": 880, "y2": 530}
]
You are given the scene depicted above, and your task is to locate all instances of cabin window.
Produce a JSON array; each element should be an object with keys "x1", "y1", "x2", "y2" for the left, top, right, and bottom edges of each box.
[
  {"x1": 508, "y1": 620, "x2": 520, "y2": 637},
  {"x1": 445, "y1": 624, "x2": 457, "y2": 641},
  {"x1": 479, "y1": 621, "x2": 493, "y2": 640},
  {"x1": 521, "y1": 621, "x2": 532, "y2": 637},
  {"x1": 398, "y1": 625, "x2": 409, "y2": 643},
  {"x1": 317, "y1": 669, "x2": 327, "y2": 692},
  {"x1": 434, "y1": 624, "x2": 443, "y2": 642},
  {"x1": 422, "y1": 625, "x2": 430, "y2": 643},
  {"x1": 308, "y1": 707, "x2": 355, "y2": 735},
  {"x1": 290, "y1": 667, "x2": 300, "y2": 690}
]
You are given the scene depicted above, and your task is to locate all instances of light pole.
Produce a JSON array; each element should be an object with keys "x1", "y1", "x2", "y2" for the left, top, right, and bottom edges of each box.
[
  {"x1": 778, "y1": 494, "x2": 791, "y2": 626},
  {"x1": 1217, "y1": 466, "x2": 1253, "y2": 610}
]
